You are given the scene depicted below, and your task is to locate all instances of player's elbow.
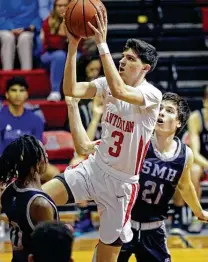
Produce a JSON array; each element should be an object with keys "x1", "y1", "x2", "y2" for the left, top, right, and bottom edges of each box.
[
  {"x1": 63, "y1": 88, "x2": 74, "y2": 97},
  {"x1": 75, "y1": 144, "x2": 90, "y2": 156},
  {"x1": 63, "y1": 86, "x2": 72, "y2": 97},
  {"x1": 111, "y1": 86, "x2": 126, "y2": 99},
  {"x1": 74, "y1": 147, "x2": 86, "y2": 156},
  {"x1": 63, "y1": 82, "x2": 79, "y2": 97},
  {"x1": 76, "y1": 141, "x2": 95, "y2": 156}
]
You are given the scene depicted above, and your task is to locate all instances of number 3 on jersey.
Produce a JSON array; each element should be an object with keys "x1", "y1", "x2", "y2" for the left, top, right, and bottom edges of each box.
[{"x1": 108, "y1": 131, "x2": 124, "y2": 157}]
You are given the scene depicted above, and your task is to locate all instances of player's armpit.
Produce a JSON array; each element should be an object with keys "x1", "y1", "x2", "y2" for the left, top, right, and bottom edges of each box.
[
  {"x1": 30, "y1": 197, "x2": 54, "y2": 225},
  {"x1": 42, "y1": 178, "x2": 69, "y2": 206}
]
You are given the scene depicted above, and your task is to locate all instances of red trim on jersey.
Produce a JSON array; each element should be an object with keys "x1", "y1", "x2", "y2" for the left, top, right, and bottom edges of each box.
[
  {"x1": 123, "y1": 183, "x2": 139, "y2": 226},
  {"x1": 95, "y1": 140, "x2": 101, "y2": 145},
  {"x1": 134, "y1": 137, "x2": 150, "y2": 176},
  {"x1": 71, "y1": 162, "x2": 82, "y2": 169},
  {"x1": 139, "y1": 140, "x2": 150, "y2": 173},
  {"x1": 134, "y1": 137, "x2": 144, "y2": 176}
]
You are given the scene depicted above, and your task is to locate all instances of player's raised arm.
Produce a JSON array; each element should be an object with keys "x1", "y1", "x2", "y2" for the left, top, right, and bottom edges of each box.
[
  {"x1": 43, "y1": 97, "x2": 102, "y2": 206},
  {"x1": 63, "y1": 25, "x2": 97, "y2": 99},
  {"x1": 88, "y1": 10, "x2": 161, "y2": 106},
  {"x1": 65, "y1": 96, "x2": 98, "y2": 155},
  {"x1": 177, "y1": 147, "x2": 208, "y2": 222}
]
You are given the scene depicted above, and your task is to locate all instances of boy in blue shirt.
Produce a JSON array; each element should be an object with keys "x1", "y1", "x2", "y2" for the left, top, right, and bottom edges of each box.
[
  {"x1": 0, "y1": 77, "x2": 44, "y2": 155},
  {"x1": 0, "y1": 77, "x2": 59, "y2": 181}
]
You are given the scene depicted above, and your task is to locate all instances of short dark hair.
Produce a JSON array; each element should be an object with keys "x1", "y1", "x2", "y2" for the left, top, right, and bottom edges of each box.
[
  {"x1": 6, "y1": 77, "x2": 29, "y2": 92},
  {"x1": 124, "y1": 38, "x2": 158, "y2": 72},
  {"x1": 0, "y1": 135, "x2": 46, "y2": 184},
  {"x1": 162, "y1": 92, "x2": 190, "y2": 135},
  {"x1": 30, "y1": 221, "x2": 74, "y2": 262}
]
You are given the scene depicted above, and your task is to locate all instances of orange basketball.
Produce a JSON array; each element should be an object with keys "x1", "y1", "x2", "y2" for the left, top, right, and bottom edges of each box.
[{"x1": 64, "y1": 0, "x2": 106, "y2": 38}]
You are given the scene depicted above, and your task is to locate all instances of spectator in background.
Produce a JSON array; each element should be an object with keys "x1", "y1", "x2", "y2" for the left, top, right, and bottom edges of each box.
[
  {"x1": 0, "y1": 77, "x2": 43, "y2": 153},
  {"x1": 28, "y1": 221, "x2": 74, "y2": 262},
  {"x1": 76, "y1": 56, "x2": 103, "y2": 133},
  {"x1": 171, "y1": 85, "x2": 208, "y2": 234},
  {"x1": 0, "y1": 0, "x2": 42, "y2": 70},
  {"x1": 79, "y1": 37, "x2": 98, "y2": 58},
  {"x1": 196, "y1": 0, "x2": 208, "y2": 48},
  {"x1": 0, "y1": 77, "x2": 59, "y2": 182},
  {"x1": 40, "y1": 0, "x2": 69, "y2": 101},
  {"x1": 201, "y1": 6, "x2": 208, "y2": 47},
  {"x1": 38, "y1": 0, "x2": 55, "y2": 21}
]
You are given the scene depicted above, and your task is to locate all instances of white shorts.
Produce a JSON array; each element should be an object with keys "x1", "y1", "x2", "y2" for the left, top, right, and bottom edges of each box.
[{"x1": 64, "y1": 155, "x2": 139, "y2": 244}]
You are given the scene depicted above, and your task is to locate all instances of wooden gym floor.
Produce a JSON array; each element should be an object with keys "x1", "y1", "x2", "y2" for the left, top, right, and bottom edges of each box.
[
  {"x1": 1, "y1": 214, "x2": 208, "y2": 261},
  {"x1": 1, "y1": 237, "x2": 208, "y2": 262},
  {"x1": 1, "y1": 249, "x2": 208, "y2": 262}
]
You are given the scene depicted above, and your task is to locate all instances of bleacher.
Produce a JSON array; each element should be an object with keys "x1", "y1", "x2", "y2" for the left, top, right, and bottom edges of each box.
[
  {"x1": 0, "y1": 0, "x2": 208, "y2": 216},
  {"x1": 106, "y1": 0, "x2": 208, "y2": 107}
]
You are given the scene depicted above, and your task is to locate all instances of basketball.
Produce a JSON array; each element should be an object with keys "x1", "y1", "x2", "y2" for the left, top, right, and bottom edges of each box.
[{"x1": 64, "y1": 0, "x2": 106, "y2": 38}]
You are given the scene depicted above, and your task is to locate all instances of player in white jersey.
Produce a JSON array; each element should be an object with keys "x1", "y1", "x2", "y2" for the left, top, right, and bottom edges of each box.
[
  {"x1": 43, "y1": 10, "x2": 162, "y2": 262},
  {"x1": 92, "y1": 77, "x2": 161, "y2": 181}
]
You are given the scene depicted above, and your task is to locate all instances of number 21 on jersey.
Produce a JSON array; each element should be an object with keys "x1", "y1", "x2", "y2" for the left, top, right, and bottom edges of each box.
[{"x1": 142, "y1": 180, "x2": 164, "y2": 204}]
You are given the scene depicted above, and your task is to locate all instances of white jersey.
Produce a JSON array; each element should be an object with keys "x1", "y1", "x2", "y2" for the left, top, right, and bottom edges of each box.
[{"x1": 92, "y1": 77, "x2": 162, "y2": 182}]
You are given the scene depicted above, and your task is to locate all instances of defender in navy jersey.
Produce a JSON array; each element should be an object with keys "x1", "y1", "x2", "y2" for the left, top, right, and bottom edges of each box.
[
  {"x1": 117, "y1": 93, "x2": 208, "y2": 262},
  {"x1": 172, "y1": 85, "x2": 208, "y2": 234},
  {"x1": 45, "y1": 93, "x2": 208, "y2": 262},
  {"x1": 0, "y1": 135, "x2": 59, "y2": 262}
]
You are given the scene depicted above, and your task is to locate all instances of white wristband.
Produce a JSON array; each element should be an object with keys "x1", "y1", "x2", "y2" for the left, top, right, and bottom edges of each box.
[{"x1": 97, "y1": 43, "x2": 110, "y2": 56}]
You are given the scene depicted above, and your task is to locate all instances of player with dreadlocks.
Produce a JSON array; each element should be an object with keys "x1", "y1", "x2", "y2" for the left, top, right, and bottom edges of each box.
[{"x1": 0, "y1": 135, "x2": 59, "y2": 262}]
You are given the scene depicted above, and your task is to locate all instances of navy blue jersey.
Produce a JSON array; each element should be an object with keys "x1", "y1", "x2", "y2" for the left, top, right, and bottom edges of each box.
[
  {"x1": 198, "y1": 110, "x2": 208, "y2": 158},
  {"x1": 1, "y1": 181, "x2": 59, "y2": 262},
  {"x1": 131, "y1": 137, "x2": 188, "y2": 222}
]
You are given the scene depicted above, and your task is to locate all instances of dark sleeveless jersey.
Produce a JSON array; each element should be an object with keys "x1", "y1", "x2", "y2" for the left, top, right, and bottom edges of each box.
[
  {"x1": 131, "y1": 137, "x2": 188, "y2": 222},
  {"x1": 198, "y1": 110, "x2": 208, "y2": 158},
  {"x1": 1, "y1": 181, "x2": 59, "y2": 262}
]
